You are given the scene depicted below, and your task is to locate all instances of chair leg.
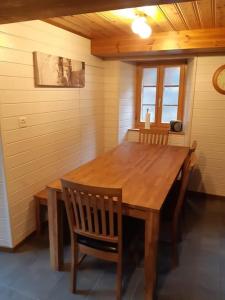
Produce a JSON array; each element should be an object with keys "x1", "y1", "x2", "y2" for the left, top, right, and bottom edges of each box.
[
  {"x1": 116, "y1": 260, "x2": 122, "y2": 300},
  {"x1": 71, "y1": 238, "x2": 78, "y2": 293},
  {"x1": 35, "y1": 198, "x2": 41, "y2": 235}
]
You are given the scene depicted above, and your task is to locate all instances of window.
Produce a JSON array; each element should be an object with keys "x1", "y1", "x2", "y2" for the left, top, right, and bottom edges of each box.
[{"x1": 136, "y1": 62, "x2": 186, "y2": 129}]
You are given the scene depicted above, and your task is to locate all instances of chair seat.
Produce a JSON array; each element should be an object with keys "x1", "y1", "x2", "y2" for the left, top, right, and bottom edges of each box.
[{"x1": 78, "y1": 235, "x2": 117, "y2": 253}]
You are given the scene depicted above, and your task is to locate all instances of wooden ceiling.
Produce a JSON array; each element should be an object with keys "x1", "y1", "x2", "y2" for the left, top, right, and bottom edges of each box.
[
  {"x1": 0, "y1": 0, "x2": 191, "y2": 24},
  {"x1": 1, "y1": 0, "x2": 225, "y2": 58},
  {"x1": 45, "y1": 0, "x2": 225, "y2": 39}
]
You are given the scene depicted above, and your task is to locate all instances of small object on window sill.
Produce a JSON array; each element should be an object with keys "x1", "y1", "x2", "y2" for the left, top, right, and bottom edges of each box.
[
  {"x1": 170, "y1": 120, "x2": 183, "y2": 132},
  {"x1": 145, "y1": 108, "x2": 150, "y2": 129}
]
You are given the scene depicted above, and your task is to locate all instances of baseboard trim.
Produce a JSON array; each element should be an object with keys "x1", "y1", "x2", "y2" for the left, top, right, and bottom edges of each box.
[
  {"x1": 0, "y1": 230, "x2": 36, "y2": 253},
  {"x1": 0, "y1": 246, "x2": 14, "y2": 253},
  {"x1": 187, "y1": 190, "x2": 225, "y2": 201}
]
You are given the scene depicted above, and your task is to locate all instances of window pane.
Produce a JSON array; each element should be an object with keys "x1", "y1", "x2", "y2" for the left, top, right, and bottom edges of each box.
[
  {"x1": 142, "y1": 87, "x2": 156, "y2": 105},
  {"x1": 164, "y1": 67, "x2": 180, "y2": 86},
  {"x1": 162, "y1": 106, "x2": 178, "y2": 123},
  {"x1": 162, "y1": 87, "x2": 179, "y2": 105},
  {"x1": 142, "y1": 68, "x2": 157, "y2": 86},
  {"x1": 141, "y1": 105, "x2": 155, "y2": 122}
]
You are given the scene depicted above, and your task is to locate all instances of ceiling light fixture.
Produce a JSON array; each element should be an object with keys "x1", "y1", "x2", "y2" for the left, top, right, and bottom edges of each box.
[{"x1": 131, "y1": 16, "x2": 152, "y2": 39}]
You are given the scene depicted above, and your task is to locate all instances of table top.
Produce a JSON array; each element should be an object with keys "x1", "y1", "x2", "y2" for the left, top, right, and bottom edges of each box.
[{"x1": 47, "y1": 142, "x2": 189, "y2": 212}]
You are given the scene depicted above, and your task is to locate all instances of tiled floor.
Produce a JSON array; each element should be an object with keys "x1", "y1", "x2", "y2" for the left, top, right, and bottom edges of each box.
[{"x1": 0, "y1": 195, "x2": 225, "y2": 300}]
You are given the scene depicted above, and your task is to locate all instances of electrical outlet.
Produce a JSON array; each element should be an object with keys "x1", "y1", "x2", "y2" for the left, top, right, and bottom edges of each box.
[{"x1": 18, "y1": 116, "x2": 27, "y2": 128}]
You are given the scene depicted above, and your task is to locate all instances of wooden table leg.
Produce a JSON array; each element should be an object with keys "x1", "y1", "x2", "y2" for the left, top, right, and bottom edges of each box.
[
  {"x1": 145, "y1": 211, "x2": 160, "y2": 300},
  {"x1": 47, "y1": 188, "x2": 64, "y2": 271}
]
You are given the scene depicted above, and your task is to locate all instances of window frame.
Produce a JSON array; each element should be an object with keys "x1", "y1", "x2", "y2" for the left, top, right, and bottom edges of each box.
[{"x1": 135, "y1": 61, "x2": 187, "y2": 129}]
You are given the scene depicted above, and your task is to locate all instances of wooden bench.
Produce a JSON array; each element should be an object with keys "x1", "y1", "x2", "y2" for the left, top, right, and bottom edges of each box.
[{"x1": 34, "y1": 188, "x2": 48, "y2": 234}]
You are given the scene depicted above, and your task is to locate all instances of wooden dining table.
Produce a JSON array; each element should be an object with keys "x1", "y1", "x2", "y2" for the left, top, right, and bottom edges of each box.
[{"x1": 47, "y1": 141, "x2": 189, "y2": 300}]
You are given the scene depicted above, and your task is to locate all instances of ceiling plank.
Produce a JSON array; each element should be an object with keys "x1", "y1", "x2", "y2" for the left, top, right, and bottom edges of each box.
[
  {"x1": 195, "y1": 0, "x2": 214, "y2": 28},
  {"x1": 148, "y1": 6, "x2": 175, "y2": 31},
  {"x1": 97, "y1": 11, "x2": 134, "y2": 35},
  {"x1": 159, "y1": 4, "x2": 188, "y2": 30},
  {"x1": 91, "y1": 27, "x2": 225, "y2": 58},
  {"x1": 0, "y1": 0, "x2": 196, "y2": 24},
  {"x1": 45, "y1": 17, "x2": 92, "y2": 39},
  {"x1": 216, "y1": 0, "x2": 225, "y2": 27}
]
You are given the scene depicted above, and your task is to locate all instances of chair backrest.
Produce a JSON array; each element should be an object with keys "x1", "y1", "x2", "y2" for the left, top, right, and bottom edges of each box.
[
  {"x1": 61, "y1": 179, "x2": 122, "y2": 244},
  {"x1": 189, "y1": 140, "x2": 197, "y2": 154},
  {"x1": 139, "y1": 128, "x2": 169, "y2": 145},
  {"x1": 174, "y1": 153, "x2": 197, "y2": 220}
]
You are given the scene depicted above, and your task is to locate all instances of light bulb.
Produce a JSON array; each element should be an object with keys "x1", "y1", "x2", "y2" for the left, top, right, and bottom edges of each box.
[
  {"x1": 138, "y1": 23, "x2": 152, "y2": 39},
  {"x1": 131, "y1": 17, "x2": 146, "y2": 34}
]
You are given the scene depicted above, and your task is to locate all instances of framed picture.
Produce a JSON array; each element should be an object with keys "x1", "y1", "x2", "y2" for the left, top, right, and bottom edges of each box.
[{"x1": 33, "y1": 51, "x2": 85, "y2": 88}]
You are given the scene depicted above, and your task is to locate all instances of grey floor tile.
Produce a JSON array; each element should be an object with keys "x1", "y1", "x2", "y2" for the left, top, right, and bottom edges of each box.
[
  {"x1": 0, "y1": 283, "x2": 38, "y2": 300},
  {"x1": 0, "y1": 196, "x2": 225, "y2": 300}
]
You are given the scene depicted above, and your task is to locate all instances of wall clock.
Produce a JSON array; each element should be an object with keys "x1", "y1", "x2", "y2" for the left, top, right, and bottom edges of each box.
[{"x1": 213, "y1": 65, "x2": 225, "y2": 95}]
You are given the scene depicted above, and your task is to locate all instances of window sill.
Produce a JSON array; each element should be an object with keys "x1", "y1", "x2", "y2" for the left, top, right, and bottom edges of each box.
[{"x1": 128, "y1": 128, "x2": 185, "y2": 136}]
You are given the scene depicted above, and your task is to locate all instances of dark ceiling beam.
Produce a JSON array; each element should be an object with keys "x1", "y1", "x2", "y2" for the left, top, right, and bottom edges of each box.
[{"x1": 0, "y1": 0, "x2": 195, "y2": 24}]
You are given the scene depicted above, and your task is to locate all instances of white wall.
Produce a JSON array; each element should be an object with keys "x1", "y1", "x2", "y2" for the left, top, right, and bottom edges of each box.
[
  {"x1": 104, "y1": 61, "x2": 136, "y2": 151},
  {"x1": 118, "y1": 62, "x2": 136, "y2": 143},
  {"x1": 0, "y1": 139, "x2": 12, "y2": 247},
  {"x1": 104, "y1": 61, "x2": 120, "y2": 152},
  {"x1": 0, "y1": 20, "x2": 104, "y2": 247},
  {"x1": 183, "y1": 58, "x2": 197, "y2": 146},
  {"x1": 190, "y1": 56, "x2": 225, "y2": 196}
]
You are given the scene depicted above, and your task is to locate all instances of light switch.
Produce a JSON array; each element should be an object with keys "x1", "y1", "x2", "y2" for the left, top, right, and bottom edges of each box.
[{"x1": 18, "y1": 116, "x2": 27, "y2": 128}]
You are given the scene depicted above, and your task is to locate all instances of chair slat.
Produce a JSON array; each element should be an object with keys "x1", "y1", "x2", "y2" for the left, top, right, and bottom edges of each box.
[
  {"x1": 139, "y1": 128, "x2": 169, "y2": 145},
  {"x1": 85, "y1": 196, "x2": 93, "y2": 233},
  {"x1": 109, "y1": 198, "x2": 114, "y2": 237},
  {"x1": 77, "y1": 192, "x2": 86, "y2": 231},
  {"x1": 100, "y1": 197, "x2": 107, "y2": 235},
  {"x1": 71, "y1": 190, "x2": 81, "y2": 230},
  {"x1": 92, "y1": 197, "x2": 100, "y2": 235}
]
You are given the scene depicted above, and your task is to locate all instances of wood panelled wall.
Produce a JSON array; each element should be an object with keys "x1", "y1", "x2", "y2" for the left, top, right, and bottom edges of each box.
[
  {"x1": 190, "y1": 56, "x2": 225, "y2": 196},
  {"x1": 0, "y1": 141, "x2": 12, "y2": 247},
  {"x1": 104, "y1": 61, "x2": 120, "y2": 152},
  {"x1": 0, "y1": 21, "x2": 104, "y2": 247},
  {"x1": 118, "y1": 62, "x2": 136, "y2": 143},
  {"x1": 103, "y1": 61, "x2": 135, "y2": 151}
]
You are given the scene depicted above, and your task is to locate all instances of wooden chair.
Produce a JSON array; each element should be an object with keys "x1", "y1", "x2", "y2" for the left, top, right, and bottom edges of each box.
[
  {"x1": 61, "y1": 179, "x2": 123, "y2": 300},
  {"x1": 181, "y1": 140, "x2": 197, "y2": 174},
  {"x1": 189, "y1": 140, "x2": 197, "y2": 154},
  {"x1": 161, "y1": 153, "x2": 197, "y2": 266},
  {"x1": 34, "y1": 188, "x2": 48, "y2": 234},
  {"x1": 139, "y1": 128, "x2": 169, "y2": 145}
]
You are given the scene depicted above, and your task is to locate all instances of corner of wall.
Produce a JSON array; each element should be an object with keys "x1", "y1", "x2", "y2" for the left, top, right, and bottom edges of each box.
[
  {"x1": 183, "y1": 57, "x2": 198, "y2": 146},
  {"x1": 0, "y1": 134, "x2": 13, "y2": 248}
]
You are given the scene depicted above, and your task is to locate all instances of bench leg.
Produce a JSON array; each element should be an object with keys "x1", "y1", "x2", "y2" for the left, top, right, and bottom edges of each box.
[{"x1": 35, "y1": 197, "x2": 41, "y2": 235}]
